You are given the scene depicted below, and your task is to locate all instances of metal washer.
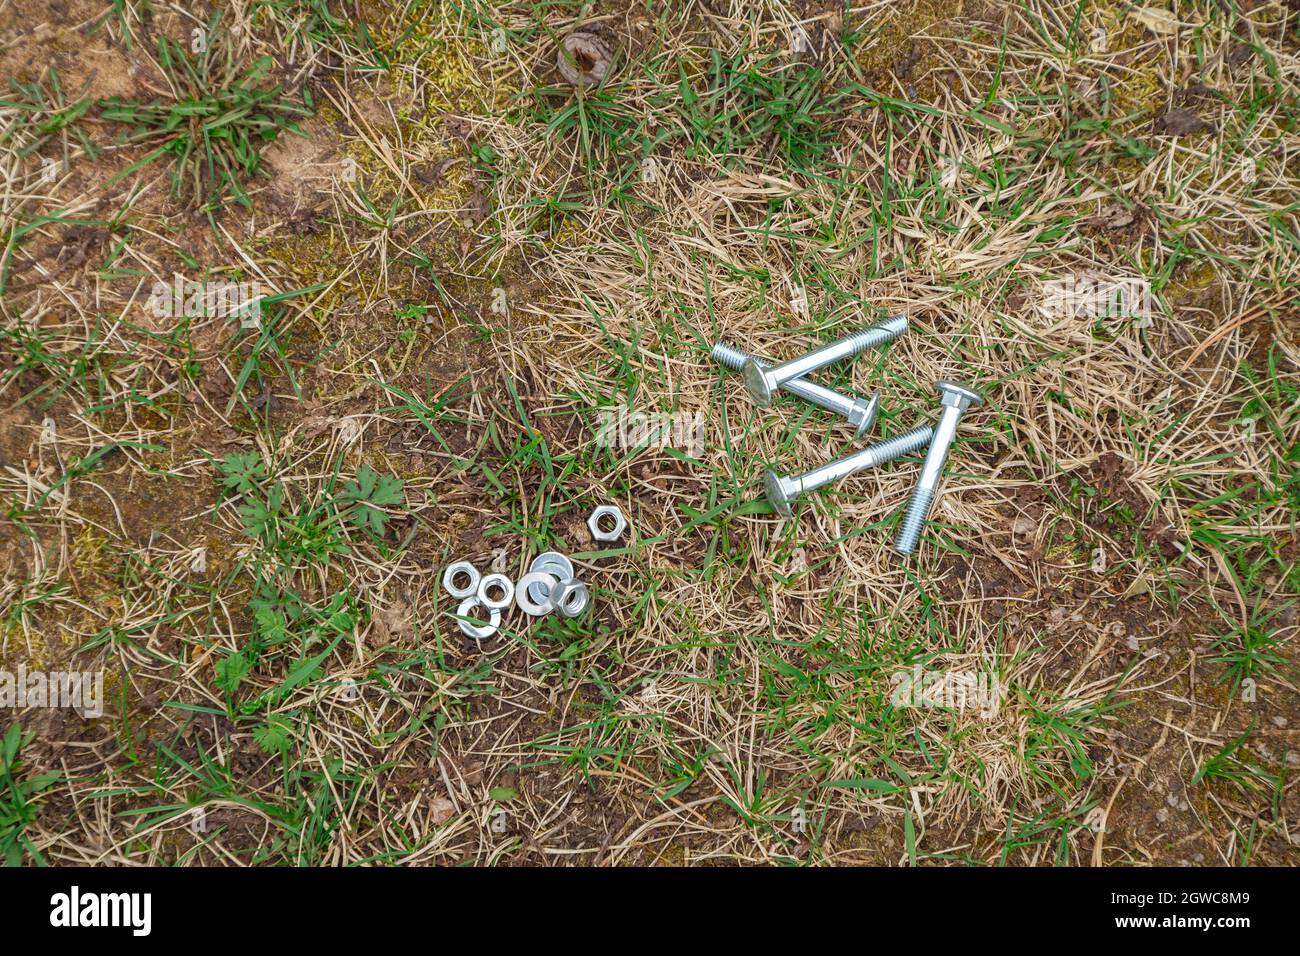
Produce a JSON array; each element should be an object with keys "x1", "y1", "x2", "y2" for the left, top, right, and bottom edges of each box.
[
  {"x1": 456, "y1": 596, "x2": 500, "y2": 640},
  {"x1": 526, "y1": 551, "x2": 574, "y2": 603},
  {"x1": 515, "y1": 571, "x2": 559, "y2": 616}
]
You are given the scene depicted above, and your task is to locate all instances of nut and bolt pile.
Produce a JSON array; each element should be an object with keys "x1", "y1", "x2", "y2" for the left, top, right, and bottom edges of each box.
[
  {"x1": 442, "y1": 505, "x2": 625, "y2": 640},
  {"x1": 442, "y1": 312, "x2": 980, "y2": 642},
  {"x1": 713, "y1": 315, "x2": 984, "y2": 554}
]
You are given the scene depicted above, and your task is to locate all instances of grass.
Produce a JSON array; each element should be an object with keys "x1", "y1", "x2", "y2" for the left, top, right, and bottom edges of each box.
[
  {"x1": 0, "y1": 67, "x2": 97, "y2": 162},
  {"x1": 0, "y1": 724, "x2": 59, "y2": 866},
  {"x1": 0, "y1": 0, "x2": 1296, "y2": 867},
  {"x1": 96, "y1": 18, "x2": 313, "y2": 216},
  {"x1": 1191, "y1": 719, "x2": 1279, "y2": 795}
]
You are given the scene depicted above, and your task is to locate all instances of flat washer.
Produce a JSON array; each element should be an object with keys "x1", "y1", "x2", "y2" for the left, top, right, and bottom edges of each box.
[
  {"x1": 456, "y1": 596, "x2": 500, "y2": 640},
  {"x1": 477, "y1": 572, "x2": 515, "y2": 611},
  {"x1": 527, "y1": 551, "x2": 573, "y2": 603},
  {"x1": 515, "y1": 571, "x2": 559, "y2": 616}
]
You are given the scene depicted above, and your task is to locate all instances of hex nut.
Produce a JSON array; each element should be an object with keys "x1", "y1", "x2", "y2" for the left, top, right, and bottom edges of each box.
[
  {"x1": 587, "y1": 505, "x2": 627, "y2": 542},
  {"x1": 477, "y1": 573, "x2": 515, "y2": 611},
  {"x1": 550, "y1": 579, "x2": 591, "y2": 618},
  {"x1": 442, "y1": 561, "x2": 480, "y2": 599},
  {"x1": 456, "y1": 596, "x2": 500, "y2": 640}
]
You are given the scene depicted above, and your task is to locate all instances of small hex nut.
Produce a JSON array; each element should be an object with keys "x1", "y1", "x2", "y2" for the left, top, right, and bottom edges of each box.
[
  {"x1": 550, "y1": 579, "x2": 591, "y2": 618},
  {"x1": 587, "y1": 505, "x2": 627, "y2": 542},
  {"x1": 443, "y1": 561, "x2": 480, "y2": 599},
  {"x1": 477, "y1": 573, "x2": 515, "y2": 611}
]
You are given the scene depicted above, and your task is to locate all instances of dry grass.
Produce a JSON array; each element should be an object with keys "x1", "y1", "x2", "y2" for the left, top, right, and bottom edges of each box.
[{"x1": 0, "y1": 0, "x2": 1296, "y2": 866}]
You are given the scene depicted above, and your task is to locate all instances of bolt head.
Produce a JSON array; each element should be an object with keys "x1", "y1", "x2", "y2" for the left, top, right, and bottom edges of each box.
[
  {"x1": 846, "y1": 392, "x2": 880, "y2": 437},
  {"x1": 764, "y1": 469, "x2": 798, "y2": 517},
  {"x1": 741, "y1": 358, "x2": 775, "y2": 406},
  {"x1": 936, "y1": 380, "x2": 983, "y2": 412}
]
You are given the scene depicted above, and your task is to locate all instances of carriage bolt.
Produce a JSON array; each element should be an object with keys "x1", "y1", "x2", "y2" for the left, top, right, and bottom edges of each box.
[
  {"x1": 893, "y1": 381, "x2": 984, "y2": 556},
  {"x1": 712, "y1": 342, "x2": 879, "y2": 437},
  {"x1": 764, "y1": 423, "x2": 934, "y2": 517},
  {"x1": 740, "y1": 314, "x2": 907, "y2": 406}
]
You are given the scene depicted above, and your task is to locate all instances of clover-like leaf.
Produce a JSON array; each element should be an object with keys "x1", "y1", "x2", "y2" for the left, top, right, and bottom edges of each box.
[
  {"x1": 340, "y1": 466, "x2": 404, "y2": 536},
  {"x1": 218, "y1": 451, "x2": 266, "y2": 495}
]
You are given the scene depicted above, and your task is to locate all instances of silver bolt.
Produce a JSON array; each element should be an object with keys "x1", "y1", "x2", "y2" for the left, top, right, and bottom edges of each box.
[
  {"x1": 893, "y1": 381, "x2": 984, "y2": 556},
  {"x1": 764, "y1": 424, "x2": 934, "y2": 517},
  {"x1": 712, "y1": 342, "x2": 879, "y2": 437},
  {"x1": 740, "y1": 314, "x2": 907, "y2": 407}
]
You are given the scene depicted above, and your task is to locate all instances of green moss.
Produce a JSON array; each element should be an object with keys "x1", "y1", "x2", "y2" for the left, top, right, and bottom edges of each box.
[{"x1": 851, "y1": 0, "x2": 972, "y2": 102}]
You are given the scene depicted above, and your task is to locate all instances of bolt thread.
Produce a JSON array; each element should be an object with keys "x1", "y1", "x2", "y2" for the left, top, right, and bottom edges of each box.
[
  {"x1": 894, "y1": 483, "x2": 935, "y2": 555},
  {"x1": 714, "y1": 315, "x2": 904, "y2": 374},
  {"x1": 793, "y1": 423, "x2": 933, "y2": 497},
  {"x1": 843, "y1": 314, "x2": 908, "y2": 356},
  {"x1": 710, "y1": 342, "x2": 749, "y2": 371},
  {"x1": 864, "y1": 423, "x2": 933, "y2": 468}
]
